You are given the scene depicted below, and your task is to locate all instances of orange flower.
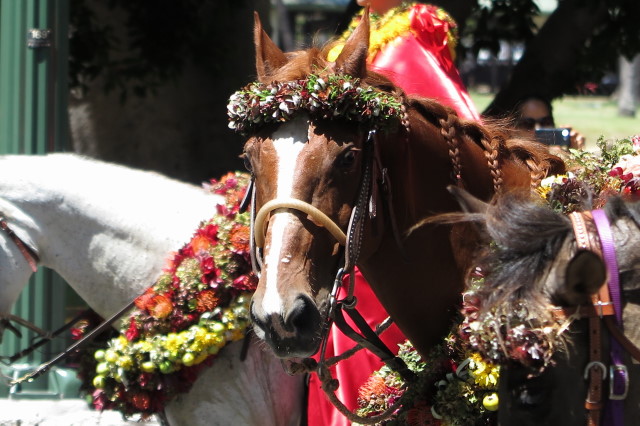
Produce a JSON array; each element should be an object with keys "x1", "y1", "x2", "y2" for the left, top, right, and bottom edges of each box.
[
  {"x1": 135, "y1": 288, "x2": 156, "y2": 310},
  {"x1": 230, "y1": 224, "x2": 250, "y2": 252},
  {"x1": 148, "y1": 295, "x2": 173, "y2": 319},
  {"x1": 358, "y1": 375, "x2": 387, "y2": 401},
  {"x1": 196, "y1": 290, "x2": 219, "y2": 313},
  {"x1": 190, "y1": 235, "x2": 212, "y2": 254}
]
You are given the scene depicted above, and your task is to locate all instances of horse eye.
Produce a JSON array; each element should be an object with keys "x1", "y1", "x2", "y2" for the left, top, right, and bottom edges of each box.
[
  {"x1": 339, "y1": 150, "x2": 357, "y2": 168},
  {"x1": 242, "y1": 154, "x2": 253, "y2": 172}
]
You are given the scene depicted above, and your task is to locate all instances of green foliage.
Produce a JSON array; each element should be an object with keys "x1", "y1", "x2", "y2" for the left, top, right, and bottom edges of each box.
[
  {"x1": 69, "y1": 0, "x2": 250, "y2": 99},
  {"x1": 464, "y1": 0, "x2": 539, "y2": 56}
]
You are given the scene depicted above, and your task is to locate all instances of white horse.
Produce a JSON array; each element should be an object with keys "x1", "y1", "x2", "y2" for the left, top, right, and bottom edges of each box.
[{"x1": 0, "y1": 153, "x2": 304, "y2": 426}]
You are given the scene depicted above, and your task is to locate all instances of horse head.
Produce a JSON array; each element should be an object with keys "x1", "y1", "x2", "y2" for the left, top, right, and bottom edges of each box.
[
  {"x1": 235, "y1": 13, "x2": 564, "y2": 359},
  {"x1": 453, "y1": 188, "x2": 640, "y2": 425},
  {"x1": 240, "y1": 12, "x2": 384, "y2": 357}
]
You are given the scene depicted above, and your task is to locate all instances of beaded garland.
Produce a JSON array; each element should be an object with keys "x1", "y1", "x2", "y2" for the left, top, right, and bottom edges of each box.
[{"x1": 227, "y1": 74, "x2": 403, "y2": 134}]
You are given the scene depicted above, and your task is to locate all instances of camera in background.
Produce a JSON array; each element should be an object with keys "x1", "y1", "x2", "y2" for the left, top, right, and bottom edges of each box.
[{"x1": 535, "y1": 128, "x2": 571, "y2": 147}]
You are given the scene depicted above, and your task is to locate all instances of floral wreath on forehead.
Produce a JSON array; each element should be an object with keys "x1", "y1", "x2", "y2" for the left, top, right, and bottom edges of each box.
[{"x1": 227, "y1": 73, "x2": 404, "y2": 134}]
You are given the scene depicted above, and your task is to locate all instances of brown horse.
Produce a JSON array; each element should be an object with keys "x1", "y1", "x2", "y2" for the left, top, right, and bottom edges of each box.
[
  {"x1": 453, "y1": 189, "x2": 640, "y2": 426},
  {"x1": 232, "y1": 12, "x2": 564, "y2": 359}
]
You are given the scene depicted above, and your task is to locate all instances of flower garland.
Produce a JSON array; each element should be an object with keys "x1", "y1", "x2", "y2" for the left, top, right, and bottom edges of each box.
[
  {"x1": 73, "y1": 171, "x2": 255, "y2": 419},
  {"x1": 355, "y1": 324, "x2": 499, "y2": 425},
  {"x1": 227, "y1": 74, "x2": 403, "y2": 135},
  {"x1": 327, "y1": 3, "x2": 458, "y2": 63},
  {"x1": 458, "y1": 136, "x2": 640, "y2": 370},
  {"x1": 458, "y1": 271, "x2": 568, "y2": 371}
]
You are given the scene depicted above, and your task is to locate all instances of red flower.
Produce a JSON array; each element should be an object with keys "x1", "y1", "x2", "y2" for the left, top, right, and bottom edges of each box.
[
  {"x1": 92, "y1": 389, "x2": 111, "y2": 411},
  {"x1": 163, "y1": 252, "x2": 181, "y2": 274},
  {"x1": 216, "y1": 204, "x2": 230, "y2": 216},
  {"x1": 70, "y1": 319, "x2": 89, "y2": 340},
  {"x1": 125, "y1": 317, "x2": 141, "y2": 341},
  {"x1": 191, "y1": 224, "x2": 218, "y2": 254},
  {"x1": 200, "y1": 256, "x2": 218, "y2": 284},
  {"x1": 129, "y1": 391, "x2": 151, "y2": 411},
  {"x1": 406, "y1": 400, "x2": 440, "y2": 425},
  {"x1": 233, "y1": 274, "x2": 258, "y2": 292}
]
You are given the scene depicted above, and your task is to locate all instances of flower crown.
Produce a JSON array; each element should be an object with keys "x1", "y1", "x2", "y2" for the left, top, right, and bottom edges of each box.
[{"x1": 227, "y1": 74, "x2": 403, "y2": 134}]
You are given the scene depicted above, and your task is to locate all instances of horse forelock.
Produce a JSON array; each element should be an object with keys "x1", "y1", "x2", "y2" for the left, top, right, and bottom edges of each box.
[{"x1": 477, "y1": 193, "x2": 571, "y2": 316}]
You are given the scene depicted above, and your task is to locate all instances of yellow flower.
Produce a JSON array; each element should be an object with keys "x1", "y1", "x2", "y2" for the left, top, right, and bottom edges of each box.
[
  {"x1": 469, "y1": 353, "x2": 499, "y2": 388},
  {"x1": 328, "y1": 8, "x2": 411, "y2": 62}
]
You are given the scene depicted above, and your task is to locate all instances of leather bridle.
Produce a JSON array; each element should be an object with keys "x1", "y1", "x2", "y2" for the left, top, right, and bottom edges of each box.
[
  {"x1": 245, "y1": 129, "x2": 415, "y2": 423},
  {"x1": 564, "y1": 210, "x2": 640, "y2": 426}
]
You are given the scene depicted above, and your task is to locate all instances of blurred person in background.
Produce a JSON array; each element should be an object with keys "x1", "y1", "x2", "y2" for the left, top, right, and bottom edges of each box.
[{"x1": 515, "y1": 95, "x2": 586, "y2": 150}]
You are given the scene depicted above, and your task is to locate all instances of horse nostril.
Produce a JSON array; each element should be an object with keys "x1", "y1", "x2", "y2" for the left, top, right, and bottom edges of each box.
[{"x1": 286, "y1": 296, "x2": 320, "y2": 334}]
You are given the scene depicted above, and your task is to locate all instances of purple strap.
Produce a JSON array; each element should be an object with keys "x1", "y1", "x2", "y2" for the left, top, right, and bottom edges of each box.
[{"x1": 592, "y1": 209, "x2": 626, "y2": 426}]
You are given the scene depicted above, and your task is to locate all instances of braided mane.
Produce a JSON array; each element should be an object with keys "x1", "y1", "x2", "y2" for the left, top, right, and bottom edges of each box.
[{"x1": 259, "y1": 44, "x2": 564, "y2": 192}]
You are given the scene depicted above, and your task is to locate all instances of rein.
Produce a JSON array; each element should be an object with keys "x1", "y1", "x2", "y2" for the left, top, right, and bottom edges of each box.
[{"x1": 567, "y1": 210, "x2": 639, "y2": 426}]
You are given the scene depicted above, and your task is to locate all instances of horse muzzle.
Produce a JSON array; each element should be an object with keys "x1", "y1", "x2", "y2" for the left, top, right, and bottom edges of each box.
[{"x1": 250, "y1": 295, "x2": 322, "y2": 358}]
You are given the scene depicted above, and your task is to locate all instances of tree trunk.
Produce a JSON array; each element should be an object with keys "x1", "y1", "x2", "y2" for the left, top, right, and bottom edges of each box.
[
  {"x1": 617, "y1": 54, "x2": 640, "y2": 117},
  {"x1": 483, "y1": 0, "x2": 608, "y2": 118}
]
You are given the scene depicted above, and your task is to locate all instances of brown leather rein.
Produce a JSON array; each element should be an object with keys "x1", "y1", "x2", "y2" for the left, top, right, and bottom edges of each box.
[{"x1": 562, "y1": 211, "x2": 640, "y2": 426}]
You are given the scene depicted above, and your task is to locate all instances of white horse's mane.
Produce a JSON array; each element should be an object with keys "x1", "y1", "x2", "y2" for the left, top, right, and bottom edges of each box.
[{"x1": 0, "y1": 153, "x2": 216, "y2": 239}]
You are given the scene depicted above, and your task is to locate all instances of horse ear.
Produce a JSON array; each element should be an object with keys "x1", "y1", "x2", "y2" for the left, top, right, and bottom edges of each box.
[
  {"x1": 333, "y1": 7, "x2": 370, "y2": 78},
  {"x1": 254, "y1": 11, "x2": 288, "y2": 81},
  {"x1": 562, "y1": 250, "x2": 607, "y2": 305},
  {"x1": 447, "y1": 185, "x2": 489, "y2": 215}
]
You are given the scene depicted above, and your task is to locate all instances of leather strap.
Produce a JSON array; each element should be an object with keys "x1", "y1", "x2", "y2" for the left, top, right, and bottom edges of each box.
[
  {"x1": 570, "y1": 211, "x2": 604, "y2": 426},
  {"x1": 11, "y1": 300, "x2": 136, "y2": 386},
  {"x1": 0, "y1": 218, "x2": 39, "y2": 272}
]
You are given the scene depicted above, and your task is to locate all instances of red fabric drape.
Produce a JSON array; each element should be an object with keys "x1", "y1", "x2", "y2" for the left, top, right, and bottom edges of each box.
[
  {"x1": 307, "y1": 269, "x2": 405, "y2": 426},
  {"x1": 371, "y1": 5, "x2": 480, "y2": 121},
  {"x1": 307, "y1": 6, "x2": 478, "y2": 425}
]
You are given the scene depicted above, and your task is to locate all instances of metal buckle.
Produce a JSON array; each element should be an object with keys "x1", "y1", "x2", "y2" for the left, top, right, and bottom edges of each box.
[
  {"x1": 609, "y1": 364, "x2": 629, "y2": 400},
  {"x1": 583, "y1": 361, "x2": 607, "y2": 380}
]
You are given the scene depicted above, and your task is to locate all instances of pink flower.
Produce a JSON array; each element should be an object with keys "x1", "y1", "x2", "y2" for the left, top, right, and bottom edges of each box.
[{"x1": 632, "y1": 134, "x2": 640, "y2": 153}]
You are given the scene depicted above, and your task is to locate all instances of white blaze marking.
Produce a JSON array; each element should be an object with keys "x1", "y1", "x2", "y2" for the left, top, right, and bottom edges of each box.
[{"x1": 262, "y1": 117, "x2": 309, "y2": 315}]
